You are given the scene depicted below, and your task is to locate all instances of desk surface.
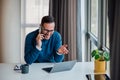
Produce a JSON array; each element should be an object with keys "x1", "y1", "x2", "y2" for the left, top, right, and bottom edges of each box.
[{"x1": 0, "y1": 62, "x2": 109, "y2": 80}]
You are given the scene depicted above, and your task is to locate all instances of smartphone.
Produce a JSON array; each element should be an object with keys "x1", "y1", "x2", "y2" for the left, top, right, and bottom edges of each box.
[
  {"x1": 39, "y1": 26, "x2": 45, "y2": 39},
  {"x1": 86, "y1": 74, "x2": 110, "y2": 80},
  {"x1": 39, "y1": 26, "x2": 41, "y2": 33}
]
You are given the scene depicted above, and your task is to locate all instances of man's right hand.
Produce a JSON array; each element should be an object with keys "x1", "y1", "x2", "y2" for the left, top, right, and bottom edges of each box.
[
  {"x1": 36, "y1": 33, "x2": 44, "y2": 47},
  {"x1": 57, "y1": 44, "x2": 69, "y2": 54}
]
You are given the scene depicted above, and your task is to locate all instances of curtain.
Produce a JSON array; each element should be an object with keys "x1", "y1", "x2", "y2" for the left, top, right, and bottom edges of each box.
[
  {"x1": 108, "y1": 0, "x2": 120, "y2": 79},
  {"x1": 49, "y1": 0, "x2": 77, "y2": 61},
  {"x1": 0, "y1": 0, "x2": 2, "y2": 61}
]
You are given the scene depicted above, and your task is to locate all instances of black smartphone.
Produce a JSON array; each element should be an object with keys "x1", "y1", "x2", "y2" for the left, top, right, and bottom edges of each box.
[
  {"x1": 86, "y1": 74, "x2": 110, "y2": 80},
  {"x1": 39, "y1": 26, "x2": 41, "y2": 33},
  {"x1": 39, "y1": 26, "x2": 45, "y2": 39}
]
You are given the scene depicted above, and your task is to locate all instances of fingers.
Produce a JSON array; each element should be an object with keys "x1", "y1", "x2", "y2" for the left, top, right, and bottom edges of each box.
[
  {"x1": 57, "y1": 44, "x2": 69, "y2": 54},
  {"x1": 63, "y1": 44, "x2": 68, "y2": 48},
  {"x1": 36, "y1": 34, "x2": 44, "y2": 40},
  {"x1": 36, "y1": 33, "x2": 44, "y2": 46},
  {"x1": 63, "y1": 48, "x2": 69, "y2": 54},
  {"x1": 62, "y1": 44, "x2": 69, "y2": 54}
]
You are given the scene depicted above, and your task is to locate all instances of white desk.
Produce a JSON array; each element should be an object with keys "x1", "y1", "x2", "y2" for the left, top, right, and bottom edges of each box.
[{"x1": 0, "y1": 62, "x2": 109, "y2": 80}]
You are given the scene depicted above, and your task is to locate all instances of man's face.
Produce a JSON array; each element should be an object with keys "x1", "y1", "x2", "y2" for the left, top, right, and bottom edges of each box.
[{"x1": 41, "y1": 22, "x2": 55, "y2": 40}]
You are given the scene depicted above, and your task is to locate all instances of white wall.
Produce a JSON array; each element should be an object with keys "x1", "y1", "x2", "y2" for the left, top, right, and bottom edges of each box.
[{"x1": 0, "y1": 0, "x2": 21, "y2": 63}]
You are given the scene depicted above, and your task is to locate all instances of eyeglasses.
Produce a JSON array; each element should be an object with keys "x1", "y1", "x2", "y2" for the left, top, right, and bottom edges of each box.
[{"x1": 41, "y1": 26, "x2": 54, "y2": 33}]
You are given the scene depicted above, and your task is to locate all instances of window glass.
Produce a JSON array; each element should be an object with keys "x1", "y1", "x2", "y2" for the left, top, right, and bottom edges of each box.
[
  {"x1": 25, "y1": 27, "x2": 38, "y2": 35},
  {"x1": 21, "y1": 0, "x2": 49, "y2": 63},
  {"x1": 25, "y1": 0, "x2": 49, "y2": 34},
  {"x1": 106, "y1": 17, "x2": 109, "y2": 48},
  {"x1": 90, "y1": 0, "x2": 98, "y2": 37},
  {"x1": 26, "y1": 0, "x2": 49, "y2": 24}
]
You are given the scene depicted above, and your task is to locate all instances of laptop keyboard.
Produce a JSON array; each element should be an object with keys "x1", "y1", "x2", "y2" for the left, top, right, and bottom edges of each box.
[{"x1": 42, "y1": 67, "x2": 53, "y2": 72}]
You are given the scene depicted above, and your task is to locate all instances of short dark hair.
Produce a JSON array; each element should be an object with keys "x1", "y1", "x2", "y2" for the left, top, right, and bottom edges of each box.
[{"x1": 41, "y1": 16, "x2": 55, "y2": 26}]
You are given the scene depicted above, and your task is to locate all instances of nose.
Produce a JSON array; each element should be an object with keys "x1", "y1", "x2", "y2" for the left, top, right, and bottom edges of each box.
[{"x1": 46, "y1": 31, "x2": 51, "y2": 36}]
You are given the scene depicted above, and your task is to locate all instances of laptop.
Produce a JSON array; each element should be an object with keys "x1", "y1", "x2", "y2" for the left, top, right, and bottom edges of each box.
[{"x1": 42, "y1": 60, "x2": 77, "y2": 73}]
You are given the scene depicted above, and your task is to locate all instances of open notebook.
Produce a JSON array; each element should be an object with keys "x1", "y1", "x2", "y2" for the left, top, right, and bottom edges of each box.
[{"x1": 42, "y1": 60, "x2": 77, "y2": 73}]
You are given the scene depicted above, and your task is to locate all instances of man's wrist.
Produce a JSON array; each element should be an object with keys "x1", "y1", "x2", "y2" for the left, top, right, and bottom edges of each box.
[
  {"x1": 56, "y1": 51, "x2": 62, "y2": 55},
  {"x1": 36, "y1": 45, "x2": 42, "y2": 51}
]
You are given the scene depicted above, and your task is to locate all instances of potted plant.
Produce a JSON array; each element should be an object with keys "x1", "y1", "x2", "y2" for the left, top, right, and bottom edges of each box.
[{"x1": 91, "y1": 49, "x2": 110, "y2": 73}]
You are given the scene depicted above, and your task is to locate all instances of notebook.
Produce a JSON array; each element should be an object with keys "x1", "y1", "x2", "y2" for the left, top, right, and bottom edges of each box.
[{"x1": 42, "y1": 60, "x2": 77, "y2": 73}]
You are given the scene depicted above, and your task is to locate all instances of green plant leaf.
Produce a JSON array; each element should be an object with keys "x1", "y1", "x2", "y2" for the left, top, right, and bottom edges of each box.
[
  {"x1": 98, "y1": 50, "x2": 103, "y2": 55},
  {"x1": 91, "y1": 49, "x2": 99, "y2": 57},
  {"x1": 91, "y1": 49, "x2": 110, "y2": 61},
  {"x1": 91, "y1": 50, "x2": 96, "y2": 57},
  {"x1": 103, "y1": 51, "x2": 110, "y2": 61},
  {"x1": 95, "y1": 54, "x2": 100, "y2": 60}
]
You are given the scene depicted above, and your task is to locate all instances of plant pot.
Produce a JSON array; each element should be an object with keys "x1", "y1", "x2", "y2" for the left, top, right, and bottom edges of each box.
[{"x1": 94, "y1": 60, "x2": 106, "y2": 73}]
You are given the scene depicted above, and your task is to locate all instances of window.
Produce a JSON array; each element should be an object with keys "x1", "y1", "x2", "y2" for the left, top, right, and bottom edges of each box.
[
  {"x1": 21, "y1": 0, "x2": 49, "y2": 62},
  {"x1": 106, "y1": 17, "x2": 109, "y2": 48},
  {"x1": 23, "y1": 0, "x2": 49, "y2": 35},
  {"x1": 87, "y1": 0, "x2": 109, "y2": 61},
  {"x1": 26, "y1": 0, "x2": 49, "y2": 24},
  {"x1": 90, "y1": 0, "x2": 98, "y2": 37},
  {"x1": 85, "y1": 0, "x2": 110, "y2": 74}
]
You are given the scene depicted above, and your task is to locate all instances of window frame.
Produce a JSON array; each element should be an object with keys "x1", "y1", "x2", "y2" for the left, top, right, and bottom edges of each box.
[
  {"x1": 21, "y1": 0, "x2": 49, "y2": 63},
  {"x1": 87, "y1": 0, "x2": 109, "y2": 61}
]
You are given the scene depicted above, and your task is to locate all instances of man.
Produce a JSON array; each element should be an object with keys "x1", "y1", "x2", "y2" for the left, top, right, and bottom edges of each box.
[{"x1": 24, "y1": 16, "x2": 69, "y2": 64}]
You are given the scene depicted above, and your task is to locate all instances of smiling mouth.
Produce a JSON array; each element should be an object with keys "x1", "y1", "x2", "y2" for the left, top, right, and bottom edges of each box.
[{"x1": 44, "y1": 34, "x2": 50, "y2": 38}]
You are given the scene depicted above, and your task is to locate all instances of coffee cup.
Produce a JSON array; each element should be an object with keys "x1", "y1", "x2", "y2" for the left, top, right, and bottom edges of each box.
[{"x1": 20, "y1": 64, "x2": 29, "y2": 74}]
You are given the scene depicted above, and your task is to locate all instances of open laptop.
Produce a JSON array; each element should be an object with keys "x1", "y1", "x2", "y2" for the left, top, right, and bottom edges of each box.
[{"x1": 42, "y1": 60, "x2": 77, "y2": 73}]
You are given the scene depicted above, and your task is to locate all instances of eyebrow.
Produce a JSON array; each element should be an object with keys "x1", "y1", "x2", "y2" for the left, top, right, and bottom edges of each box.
[{"x1": 44, "y1": 28, "x2": 54, "y2": 31}]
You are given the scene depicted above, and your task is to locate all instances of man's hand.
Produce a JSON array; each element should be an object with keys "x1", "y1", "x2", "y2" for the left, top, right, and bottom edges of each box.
[
  {"x1": 36, "y1": 33, "x2": 44, "y2": 47},
  {"x1": 57, "y1": 44, "x2": 69, "y2": 54}
]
